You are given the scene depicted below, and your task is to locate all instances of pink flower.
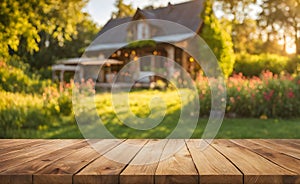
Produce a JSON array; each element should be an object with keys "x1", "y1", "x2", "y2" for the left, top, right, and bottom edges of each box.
[
  {"x1": 263, "y1": 90, "x2": 274, "y2": 101},
  {"x1": 287, "y1": 90, "x2": 295, "y2": 99},
  {"x1": 261, "y1": 70, "x2": 273, "y2": 80}
]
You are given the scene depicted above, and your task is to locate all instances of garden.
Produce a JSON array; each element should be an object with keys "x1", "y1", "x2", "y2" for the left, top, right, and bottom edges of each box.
[
  {"x1": 1, "y1": 0, "x2": 300, "y2": 140},
  {"x1": 1, "y1": 55, "x2": 300, "y2": 139}
]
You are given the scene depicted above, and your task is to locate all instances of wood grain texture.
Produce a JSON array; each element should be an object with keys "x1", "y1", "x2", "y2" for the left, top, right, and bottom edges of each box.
[
  {"x1": 155, "y1": 139, "x2": 198, "y2": 184},
  {"x1": 249, "y1": 139, "x2": 300, "y2": 159},
  {"x1": 120, "y1": 139, "x2": 168, "y2": 184},
  {"x1": 212, "y1": 140, "x2": 298, "y2": 184},
  {"x1": 0, "y1": 140, "x2": 88, "y2": 184},
  {"x1": 186, "y1": 139, "x2": 243, "y2": 184},
  {"x1": 270, "y1": 140, "x2": 300, "y2": 149},
  {"x1": 34, "y1": 139, "x2": 122, "y2": 184},
  {"x1": 0, "y1": 140, "x2": 78, "y2": 173},
  {"x1": 0, "y1": 139, "x2": 299, "y2": 184},
  {"x1": 74, "y1": 139, "x2": 147, "y2": 184},
  {"x1": 0, "y1": 140, "x2": 52, "y2": 158},
  {"x1": 0, "y1": 140, "x2": 42, "y2": 152},
  {"x1": 231, "y1": 139, "x2": 300, "y2": 175}
]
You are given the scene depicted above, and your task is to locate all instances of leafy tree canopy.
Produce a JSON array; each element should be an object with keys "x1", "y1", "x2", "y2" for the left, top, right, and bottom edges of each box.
[
  {"x1": 200, "y1": 0, "x2": 235, "y2": 77},
  {"x1": 0, "y1": 0, "x2": 88, "y2": 58},
  {"x1": 258, "y1": 0, "x2": 300, "y2": 54},
  {"x1": 112, "y1": 0, "x2": 135, "y2": 18}
]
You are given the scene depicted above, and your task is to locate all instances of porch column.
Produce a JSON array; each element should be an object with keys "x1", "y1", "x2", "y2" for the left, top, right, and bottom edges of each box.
[
  {"x1": 52, "y1": 70, "x2": 57, "y2": 82},
  {"x1": 180, "y1": 51, "x2": 189, "y2": 86},
  {"x1": 166, "y1": 46, "x2": 175, "y2": 79},
  {"x1": 59, "y1": 70, "x2": 65, "y2": 93},
  {"x1": 79, "y1": 66, "x2": 84, "y2": 81},
  {"x1": 151, "y1": 55, "x2": 155, "y2": 72},
  {"x1": 182, "y1": 51, "x2": 188, "y2": 71},
  {"x1": 59, "y1": 70, "x2": 65, "y2": 83}
]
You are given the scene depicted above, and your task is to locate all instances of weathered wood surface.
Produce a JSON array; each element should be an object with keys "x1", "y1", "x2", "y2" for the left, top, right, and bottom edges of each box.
[{"x1": 0, "y1": 139, "x2": 299, "y2": 184}]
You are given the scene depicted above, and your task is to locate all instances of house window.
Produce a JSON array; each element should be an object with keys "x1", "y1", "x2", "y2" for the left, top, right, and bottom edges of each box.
[
  {"x1": 127, "y1": 30, "x2": 133, "y2": 41},
  {"x1": 137, "y1": 22, "x2": 149, "y2": 39}
]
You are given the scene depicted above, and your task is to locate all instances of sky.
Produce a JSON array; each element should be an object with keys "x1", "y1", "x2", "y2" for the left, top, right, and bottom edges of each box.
[{"x1": 85, "y1": 0, "x2": 189, "y2": 26}]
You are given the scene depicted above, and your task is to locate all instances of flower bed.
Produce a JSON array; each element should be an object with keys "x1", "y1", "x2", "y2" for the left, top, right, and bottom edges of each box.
[{"x1": 197, "y1": 71, "x2": 300, "y2": 118}]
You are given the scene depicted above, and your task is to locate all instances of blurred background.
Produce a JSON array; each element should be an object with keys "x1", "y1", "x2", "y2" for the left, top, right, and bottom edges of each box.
[{"x1": 0, "y1": 0, "x2": 299, "y2": 139}]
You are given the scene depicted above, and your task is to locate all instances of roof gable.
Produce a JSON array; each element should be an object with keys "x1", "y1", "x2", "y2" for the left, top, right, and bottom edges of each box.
[
  {"x1": 133, "y1": 0, "x2": 204, "y2": 32},
  {"x1": 98, "y1": 0, "x2": 204, "y2": 36},
  {"x1": 90, "y1": 0, "x2": 205, "y2": 51}
]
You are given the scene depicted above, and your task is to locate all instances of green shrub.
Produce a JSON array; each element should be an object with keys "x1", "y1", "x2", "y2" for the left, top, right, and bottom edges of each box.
[
  {"x1": 0, "y1": 92, "x2": 50, "y2": 131},
  {"x1": 234, "y1": 53, "x2": 291, "y2": 76},
  {"x1": 0, "y1": 57, "x2": 52, "y2": 94},
  {"x1": 58, "y1": 93, "x2": 73, "y2": 116},
  {"x1": 0, "y1": 83, "x2": 75, "y2": 137},
  {"x1": 287, "y1": 55, "x2": 300, "y2": 74},
  {"x1": 200, "y1": 0, "x2": 235, "y2": 78}
]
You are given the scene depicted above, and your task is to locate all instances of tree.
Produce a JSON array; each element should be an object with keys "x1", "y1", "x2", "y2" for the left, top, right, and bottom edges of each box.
[
  {"x1": 0, "y1": 0, "x2": 88, "y2": 58},
  {"x1": 200, "y1": 0, "x2": 235, "y2": 77},
  {"x1": 215, "y1": 0, "x2": 257, "y2": 24},
  {"x1": 258, "y1": 0, "x2": 300, "y2": 54},
  {"x1": 112, "y1": 0, "x2": 135, "y2": 18},
  {"x1": 229, "y1": 18, "x2": 265, "y2": 54},
  {"x1": 215, "y1": 0, "x2": 266, "y2": 54},
  {"x1": 23, "y1": 14, "x2": 99, "y2": 69}
]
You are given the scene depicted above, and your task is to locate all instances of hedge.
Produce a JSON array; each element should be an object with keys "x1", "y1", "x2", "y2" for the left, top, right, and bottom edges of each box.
[{"x1": 234, "y1": 53, "x2": 300, "y2": 76}]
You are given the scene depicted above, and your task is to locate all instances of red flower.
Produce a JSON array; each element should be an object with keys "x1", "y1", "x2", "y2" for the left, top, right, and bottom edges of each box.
[
  {"x1": 287, "y1": 90, "x2": 295, "y2": 99},
  {"x1": 263, "y1": 90, "x2": 274, "y2": 101}
]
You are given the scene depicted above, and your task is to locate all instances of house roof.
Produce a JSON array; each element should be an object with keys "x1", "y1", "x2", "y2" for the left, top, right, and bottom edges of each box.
[
  {"x1": 88, "y1": 0, "x2": 204, "y2": 52},
  {"x1": 56, "y1": 58, "x2": 123, "y2": 65}
]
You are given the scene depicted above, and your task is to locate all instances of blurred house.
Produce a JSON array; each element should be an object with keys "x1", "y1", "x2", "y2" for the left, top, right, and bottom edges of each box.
[{"x1": 52, "y1": 0, "x2": 205, "y2": 87}]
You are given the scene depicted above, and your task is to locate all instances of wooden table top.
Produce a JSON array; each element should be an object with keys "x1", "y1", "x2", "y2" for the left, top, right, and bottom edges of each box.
[{"x1": 0, "y1": 139, "x2": 299, "y2": 184}]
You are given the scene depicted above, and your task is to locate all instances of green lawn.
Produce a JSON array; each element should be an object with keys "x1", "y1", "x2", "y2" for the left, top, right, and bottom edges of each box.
[
  {"x1": 2, "y1": 90, "x2": 300, "y2": 139},
  {"x1": 3, "y1": 118, "x2": 299, "y2": 139}
]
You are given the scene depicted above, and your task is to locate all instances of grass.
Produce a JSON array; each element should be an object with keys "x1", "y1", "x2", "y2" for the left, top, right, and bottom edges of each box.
[
  {"x1": 2, "y1": 118, "x2": 299, "y2": 139},
  {"x1": 1, "y1": 90, "x2": 300, "y2": 139}
]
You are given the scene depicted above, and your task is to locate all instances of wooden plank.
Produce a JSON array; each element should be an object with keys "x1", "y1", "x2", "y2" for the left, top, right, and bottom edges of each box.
[
  {"x1": 155, "y1": 139, "x2": 198, "y2": 184},
  {"x1": 231, "y1": 139, "x2": 300, "y2": 175},
  {"x1": 270, "y1": 140, "x2": 300, "y2": 149},
  {"x1": 0, "y1": 140, "x2": 88, "y2": 184},
  {"x1": 0, "y1": 140, "x2": 48, "y2": 155},
  {"x1": 212, "y1": 140, "x2": 298, "y2": 184},
  {"x1": 0, "y1": 140, "x2": 78, "y2": 172},
  {"x1": 120, "y1": 139, "x2": 168, "y2": 184},
  {"x1": 0, "y1": 139, "x2": 37, "y2": 147},
  {"x1": 0, "y1": 140, "x2": 35, "y2": 150},
  {"x1": 74, "y1": 139, "x2": 148, "y2": 184},
  {"x1": 248, "y1": 139, "x2": 300, "y2": 159},
  {"x1": 186, "y1": 139, "x2": 243, "y2": 184},
  {"x1": 34, "y1": 139, "x2": 123, "y2": 184}
]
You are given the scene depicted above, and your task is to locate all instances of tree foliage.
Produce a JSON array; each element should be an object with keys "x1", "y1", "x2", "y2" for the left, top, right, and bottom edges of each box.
[
  {"x1": 0, "y1": 0, "x2": 88, "y2": 58},
  {"x1": 23, "y1": 14, "x2": 99, "y2": 69},
  {"x1": 215, "y1": 0, "x2": 257, "y2": 24},
  {"x1": 200, "y1": 0, "x2": 235, "y2": 77},
  {"x1": 112, "y1": 0, "x2": 135, "y2": 18},
  {"x1": 258, "y1": 0, "x2": 300, "y2": 54}
]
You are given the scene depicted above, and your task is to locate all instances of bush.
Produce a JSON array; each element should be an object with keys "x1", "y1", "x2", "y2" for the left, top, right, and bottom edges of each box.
[
  {"x1": 0, "y1": 58, "x2": 52, "y2": 94},
  {"x1": 0, "y1": 81, "x2": 76, "y2": 137},
  {"x1": 234, "y1": 53, "x2": 293, "y2": 76},
  {"x1": 196, "y1": 71, "x2": 300, "y2": 118},
  {"x1": 0, "y1": 92, "x2": 50, "y2": 132},
  {"x1": 287, "y1": 55, "x2": 300, "y2": 74}
]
